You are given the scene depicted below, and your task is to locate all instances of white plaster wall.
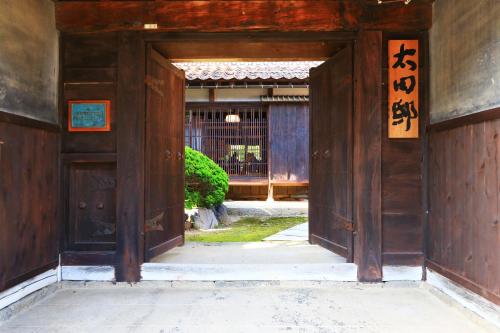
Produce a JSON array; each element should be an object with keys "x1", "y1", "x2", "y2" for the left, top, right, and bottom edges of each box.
[
  {"x1": 273, "y1": 88, "x2": 309, "y2": 96},
  {"x1": 186, "y1": 87, "x2": 309, "y2": 102},
  {"x1": 186, "y1": 89, "x2": 209, "y2": 102},
  {"x1": 215, "y1": 88, "x2": 267, "y2": 102},
  {"x1": 430, "y1": 0, "x2": 500, "y2": 123},
  {"x1": 0, "y1": 0, "x2": 59, "y2": 123}
]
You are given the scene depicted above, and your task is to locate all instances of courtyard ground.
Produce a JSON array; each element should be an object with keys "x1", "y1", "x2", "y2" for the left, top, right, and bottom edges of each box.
[
  {"x1": 0, "y1": 282, "x2": 495, "y2": 333},
  {"x1": 186, "y1": 217, "x2": 307, "y2": 242}
]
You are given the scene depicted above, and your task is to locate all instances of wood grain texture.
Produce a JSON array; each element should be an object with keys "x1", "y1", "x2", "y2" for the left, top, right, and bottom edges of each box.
[
  {"x1": 55, "y1": 1, "x2": 431, "y2": 33},
  {"x1": 354, "y1": 31, "x2": 382, "y2": 281},
  {"x1": 62, "y1": 34, "x2": 118, "y2": 154},
  {"x1": 0, "y1": 121, "x2": 59, "y2": 292},
  {"x1": 381, "y1": 32, "x2": 426, "y2": 266},
  {"x1": 0, "y1": 111, "x2": 60, "y2": 133},
  {"x1": 388, "y1": 39, "x2": 419, "y2": 139},
  {"x1": 61, "y1": 251, "x2": 116, "y2": 266},
  {"x1": 227, "y1": 184, "x2": 308, "y2": 201},
  {"x1": 60, "y1": 33, "x2": 119, "y2": 264},
  {"x1": 155, "y1": 39, "x2": 345, "y2": 61},
  {"x1": 115, "y1": 32, "x2": 146, "y2": 282},
  {"x1": 269, "y1": 103, "x2": 309, "y2": 183},
  {"x1": 67, "y1": 162, "x2": 117, "y2": 251},
  {"x1": 144, "y1": 48, "x2": 185, "y2": 261},
  {"x1": 428, "y1": 113, "x2": 500, "y2": 305},
  {"x1": 309, "y1": 45, "x2": 354, "y2": 261}
]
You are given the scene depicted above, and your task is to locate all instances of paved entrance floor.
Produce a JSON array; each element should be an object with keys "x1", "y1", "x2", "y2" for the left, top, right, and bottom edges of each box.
[
  {"x1": 152, "y1": 240, "x2": 338, "y2": 264},
  {"x1": 0, "y1": 282, "x2": 495, "y2": 333},
  {"x1": 263, "y1": 222, "x2": 308, "y2": 241},
  {"x1": 224, "y1": 200, "x2": 308, "y2": 217},
  {"x1": 147, "y1": 241, "x2": 352, "y2": 281}
]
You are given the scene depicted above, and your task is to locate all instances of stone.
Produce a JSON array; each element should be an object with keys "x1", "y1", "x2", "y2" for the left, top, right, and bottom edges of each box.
[
  {"x1": 213, "y1": 204, "x2": 233, "y2": 226},
  {"x1": 184, "y1": 208, "x2": 198, "y2": 230},
  {"x1": 184, "y1": 213, "x2": 192, "y2": 230},
  {"x1": 192, "y1": 208, "x2": 218, "y2": 230}
]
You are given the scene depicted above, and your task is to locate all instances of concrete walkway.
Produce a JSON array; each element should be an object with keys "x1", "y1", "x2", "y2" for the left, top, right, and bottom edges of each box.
[
  {"x1": 152, "y1": 241, "x2": 337, "y2": 264},
  {"x1": 0, "y1": 282, "x2": 495, "y2": 333},
  {"x1": 263, "y1": 222, "x2": 308, "y2": 241},
  {"x1": 224, "y1": 200, "x2": 308, "y2": 217},
  {"x1": 148, "y1": 241, "x2": 352, "y2": 281}
]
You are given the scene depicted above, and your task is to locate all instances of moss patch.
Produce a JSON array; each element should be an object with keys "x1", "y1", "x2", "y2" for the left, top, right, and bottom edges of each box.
[{"x1": 186, "y1": 216, "x2": 307, "y2": 242}]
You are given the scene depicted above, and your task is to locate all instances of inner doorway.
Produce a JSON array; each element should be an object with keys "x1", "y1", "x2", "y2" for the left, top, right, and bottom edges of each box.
[{"x1": 142, "y1": 35, "x2": 356, "y2": 270}]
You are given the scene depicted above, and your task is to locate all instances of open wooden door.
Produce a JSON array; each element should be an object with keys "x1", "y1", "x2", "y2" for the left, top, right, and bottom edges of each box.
[
  {"x1": 309, "y1": 45, "x2": 354, "y2": 262},
  {"x1": 144, "y1": 47, "x2": 185, "y2": 261}
]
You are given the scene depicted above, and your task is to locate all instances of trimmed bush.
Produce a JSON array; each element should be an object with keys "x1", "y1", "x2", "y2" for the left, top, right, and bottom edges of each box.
[{"x1": 184, "y1": 146, "x2": 229, "y2": 209}]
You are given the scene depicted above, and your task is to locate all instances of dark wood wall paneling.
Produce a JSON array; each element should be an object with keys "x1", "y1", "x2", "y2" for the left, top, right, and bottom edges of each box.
[
  {"x1": 0, "y1": 112, "x2": 60, "y2": 292},
  {"x1": 381, "y1": 33, "x2": 427, "y2": 267},
  {"x1": 269, "y1": 103, "x2": 309, "y2": 183},
  {"x1": 60, "y1": 34, "x2": 119, "y2": 266},
  {"x1": 227, "y1": 185, "x2": 308, "y2": 201},
  {"x1": 427, "y1": 108, "x2": 500, "y2": 305}
]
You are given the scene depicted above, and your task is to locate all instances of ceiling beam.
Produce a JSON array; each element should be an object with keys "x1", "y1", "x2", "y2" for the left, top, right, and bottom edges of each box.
[{"x1": 55, "y1": 1, "x2": 432, "y2": 34}]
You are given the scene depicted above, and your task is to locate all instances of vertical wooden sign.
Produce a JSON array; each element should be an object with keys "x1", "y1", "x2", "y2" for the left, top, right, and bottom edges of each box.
[{"x1": 388, "y1": 40, "x2": 419, "y2": 138}]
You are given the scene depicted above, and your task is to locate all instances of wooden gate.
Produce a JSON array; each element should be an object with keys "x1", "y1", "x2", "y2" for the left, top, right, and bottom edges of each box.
[
  {"x1": 309, "y1": 45, "x2": 354, "y2": 261},
  {"x1": 144, "y1": 48, "x2": 186, "y2": 261}
]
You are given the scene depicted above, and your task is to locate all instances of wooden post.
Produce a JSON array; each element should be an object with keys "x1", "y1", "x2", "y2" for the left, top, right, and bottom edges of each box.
[
  {"x1": 354, "y1": 30, "x2": 383, "y2": 282},
  {"x1": 209, "y1": 88, "x2": 215, "y2": 102},
  {"x1": 267, "y1": 183, "x2": 274, "y2": 202},
  {"x1": 116, "y1": 32, "x2": 145, "y2": 282},
  {"x1": 267, "y1": 104, "x2": 273, "y2": 201}
]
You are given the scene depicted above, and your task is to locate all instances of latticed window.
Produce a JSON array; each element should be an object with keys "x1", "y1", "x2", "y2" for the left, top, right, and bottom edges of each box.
[{"x1": 185, "y1": 103, "x2": 268, "y2": 177}]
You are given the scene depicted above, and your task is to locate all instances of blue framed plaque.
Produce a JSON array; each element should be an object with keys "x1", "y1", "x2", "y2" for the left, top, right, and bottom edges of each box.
[{"x1": 68, "y1": 100, "x2": 111, "y2": 132}]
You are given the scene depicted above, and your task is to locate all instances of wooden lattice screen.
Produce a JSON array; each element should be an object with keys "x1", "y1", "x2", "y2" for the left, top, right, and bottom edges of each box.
[{"x1": 185, "y1": 103, "x2": 268, "y2": 177}]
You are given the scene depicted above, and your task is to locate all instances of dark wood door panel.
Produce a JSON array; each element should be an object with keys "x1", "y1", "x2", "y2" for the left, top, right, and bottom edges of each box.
[
  {"x1": 309, "y1": 45, "x2": 354, "y2": 261},
  {"x1": 67, "y1": 162, "x2": 117, "y2": 251},
  {"x1": 144, "y1": 47, "x2": 185, "y2": 261}
]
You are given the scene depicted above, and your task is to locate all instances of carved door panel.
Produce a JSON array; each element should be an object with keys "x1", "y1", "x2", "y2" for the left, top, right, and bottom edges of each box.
[
  {"x1": 309, "y1": 45, "x2": 354, "y2": 261},
  {"x1": 144, "y1": 47, "x2": 185, "y2": 261},
  {"x1": 68, "y1": 162, "x2": 116, "y2": 251}
]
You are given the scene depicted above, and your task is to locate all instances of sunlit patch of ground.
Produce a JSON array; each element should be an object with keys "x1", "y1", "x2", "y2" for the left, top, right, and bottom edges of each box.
[{"x1": 186, "y1": 216, "x2": 307, "y2": 242}]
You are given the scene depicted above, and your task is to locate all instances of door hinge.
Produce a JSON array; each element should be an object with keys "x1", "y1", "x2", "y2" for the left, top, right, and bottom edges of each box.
[
  {"x1": 332, "y1": 211, "x2": 355, "y2": 232},
  {"x1": 145, "y1": 212, "x2": 165, "y2": 232},
  {"x1": 343, "y1": 221, "x2": 355, "y2": 232}
]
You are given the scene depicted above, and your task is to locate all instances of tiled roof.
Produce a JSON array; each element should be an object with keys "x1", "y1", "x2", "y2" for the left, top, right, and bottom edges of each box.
[{"x1": 173, "y1": 61, "x2": 323, "y2": 81}]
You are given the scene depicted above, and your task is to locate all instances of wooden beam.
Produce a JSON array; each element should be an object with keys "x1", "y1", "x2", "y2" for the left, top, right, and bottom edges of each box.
[
  {"x1": 55, "y1": 1, "x2": 432, "y2": 33},
  {"x1": 353, "y1": 30, "x2": 383, "y2": 282},
  {"x1": 116, "y1": 32, "x2": 145, "y2": 282}
]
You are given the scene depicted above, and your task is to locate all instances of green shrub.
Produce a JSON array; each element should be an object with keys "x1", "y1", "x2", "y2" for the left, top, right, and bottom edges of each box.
[{"x1": 184, "y1": 146, "x2": 229, "y2": 209}]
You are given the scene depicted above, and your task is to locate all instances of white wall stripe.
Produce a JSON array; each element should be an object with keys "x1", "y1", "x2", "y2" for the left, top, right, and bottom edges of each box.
[
  {"x1": 383, "y1": 266, "x2": 423, "y2": 281},
  {"x1": 0, "y1": 269, "x2": 58, "y2": 310},
  {"x1": 426, "y1": 269, "x2": 500, "y2": 329},
  {"x1": 61, "y1": 266, "x2": 115, "y2": 281}
]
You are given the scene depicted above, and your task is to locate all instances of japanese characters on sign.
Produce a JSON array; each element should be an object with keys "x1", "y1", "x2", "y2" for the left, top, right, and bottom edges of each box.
[
  {"x1": 68, "y1": 100, "x2": 111, "y2": 132},
  {"x1": 388, "y1": 40, "x2": 419, "y2": 138}
]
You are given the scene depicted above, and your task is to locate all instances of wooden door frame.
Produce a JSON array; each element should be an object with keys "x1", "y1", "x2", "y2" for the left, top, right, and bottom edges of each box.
[{"x1": 114, "y1": 30, "x2": 384, "y2": 282}]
